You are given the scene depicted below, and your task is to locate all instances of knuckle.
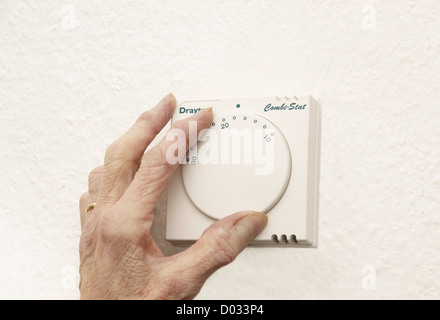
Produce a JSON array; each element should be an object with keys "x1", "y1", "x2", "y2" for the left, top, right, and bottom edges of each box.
[
  {"x1": 140, "y1": 146, "x2": 174, "y2": 178},
  {"x1": 97, "y1": 210, "x2": 126, "y2": 242},
  {"x1": 137, "y1": 110, "x2": 165, "y2": 137},
  {"x1": 96, "y1": 209, "x2": 148, "y2": 245},
  {"x1": 88, "y1": 166, "x2": 103, "y2": 183},
  {"x1": 138, "y1": 110, "x2": 154, "y2": 124},
  {"x1": 152, "y1": 144, "x2": 175, "y2": 170},
  {"x1": 135, "y1": 112, "x2": 157, "y2": 140},
  {"x1": 105, "y1": 140, "x2": 124, "y2": 161},
  {"x1": 88, "y1": 167, "x2": 103, "y2": 191},
  {"x1": 104, "y1": 140, "x2": 136, "y2": 170}
]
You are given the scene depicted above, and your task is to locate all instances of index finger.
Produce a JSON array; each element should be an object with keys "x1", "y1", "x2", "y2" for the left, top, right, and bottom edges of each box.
[{"x1": 119, "y1": 108, "x2": 213, "y2": 221}]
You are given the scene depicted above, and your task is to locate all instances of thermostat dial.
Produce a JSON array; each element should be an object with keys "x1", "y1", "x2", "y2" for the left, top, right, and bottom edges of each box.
[{"x1": 182, "y1": 113, "x2": 292, "y2": 220}]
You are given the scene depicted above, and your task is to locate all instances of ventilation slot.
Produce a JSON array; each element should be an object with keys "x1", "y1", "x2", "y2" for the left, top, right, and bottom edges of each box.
[
  {"x1": 271, "y1": 234, "x2": 298, "y2": 245},
  {"x1": 290, "y1": 234, "x2": 298, "y2": 243}
]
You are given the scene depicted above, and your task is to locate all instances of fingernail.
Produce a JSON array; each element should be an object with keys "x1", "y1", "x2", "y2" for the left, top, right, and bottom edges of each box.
[
  {"x1": 158, "y1": 92, "x2": 175, "y2": 106},
  {"x1": 191, "y1": 106, "x2": 213, "y2": 121},
  {"x1": 235, "y1": 211, "x2": 268, "y2": 242},
  {"x1": 168, "y1": 93, "x2": 176, "y2": 104}
]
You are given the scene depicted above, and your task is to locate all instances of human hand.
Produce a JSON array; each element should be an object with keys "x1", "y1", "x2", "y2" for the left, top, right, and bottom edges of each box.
[{"x1": 78, "y1": 93, "x2": 268, "y2": 300}]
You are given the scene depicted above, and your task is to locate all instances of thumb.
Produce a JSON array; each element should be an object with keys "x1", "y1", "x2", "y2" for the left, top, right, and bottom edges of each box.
[{"x1": 172, "y1": 211, "x2": 267, "y2": 294}]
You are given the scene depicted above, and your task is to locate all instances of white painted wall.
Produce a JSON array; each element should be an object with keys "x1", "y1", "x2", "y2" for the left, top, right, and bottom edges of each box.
[{"x1": 0, "y1": 0, "x2": 439, "y2": 299}]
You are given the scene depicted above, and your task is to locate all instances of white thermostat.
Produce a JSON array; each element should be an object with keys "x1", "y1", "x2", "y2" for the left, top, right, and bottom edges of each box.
[{"x1": 166, "y1": 96, "x2": 321, "y2": 247}]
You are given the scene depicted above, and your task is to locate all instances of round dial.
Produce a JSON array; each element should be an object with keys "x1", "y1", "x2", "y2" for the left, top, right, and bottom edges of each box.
[{"x1": 182, "y1": 113, "x2": 292, "y2": 220}]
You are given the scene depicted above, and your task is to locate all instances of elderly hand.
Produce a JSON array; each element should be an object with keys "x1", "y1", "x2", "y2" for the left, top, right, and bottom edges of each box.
[{"x1": 78, "y1": 93, "x2": 268, "y2": 300}]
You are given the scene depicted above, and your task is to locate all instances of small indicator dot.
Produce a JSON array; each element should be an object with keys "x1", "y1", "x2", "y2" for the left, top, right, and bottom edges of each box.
[
  {"x1": 222, "y1": 118, "x2": 225, "y2": 122},
  {"x1": 243, "y1": 116, "x2": 247, "y2": 120},
  {"x1": 253, "y1": 120, "x2": 257, "y2": 123},
  {"x1": 212, "y1": 122, "x2": 215, "y2": 126},
  {"x1": 236, "y1": 104, "x2": 240, "y2": 108},
  {"x1": 233, "y1": 116, "x2": 236, "y2": 120},
  {"x1": 190, "y1": 147, "x2": 193, "y2": 151},
  {"x1": 271, "y1": 132, "x2": 275, "y2": 136},
  {"x1": 263, "y1": 125, "x2": 267, "y2": 129}
]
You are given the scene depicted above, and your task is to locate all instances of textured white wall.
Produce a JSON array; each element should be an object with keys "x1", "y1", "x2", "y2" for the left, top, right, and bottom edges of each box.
[{"x1": 0, "y1": 0, "x2": 439, "y2": 299}]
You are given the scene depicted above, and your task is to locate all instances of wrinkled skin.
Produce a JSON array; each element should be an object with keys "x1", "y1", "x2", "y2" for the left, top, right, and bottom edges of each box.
[{"x1": 78, "y1": 94, "x2": 268, "y2": 300}]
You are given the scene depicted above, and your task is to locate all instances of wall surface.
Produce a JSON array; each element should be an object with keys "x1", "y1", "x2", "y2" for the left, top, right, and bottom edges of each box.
[{"x1": 0, "y1": 0, "x2": 439, "y2": 299}]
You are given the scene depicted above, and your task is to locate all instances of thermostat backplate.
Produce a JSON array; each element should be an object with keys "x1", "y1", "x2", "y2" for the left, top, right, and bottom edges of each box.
[{"x1": 166, "y1": 96, "x2": 321, "y2": 247}]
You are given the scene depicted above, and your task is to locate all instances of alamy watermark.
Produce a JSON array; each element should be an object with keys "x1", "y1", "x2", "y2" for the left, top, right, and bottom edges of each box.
[
  {"x1": 361, "y1": 5, "x2": 376, "y2": 30},
  {"x1": 361, "y1": 265, "x2": 376, "y2": 290},
  {"x1": 165, "y1": 121, "x2": 275, "y2": 175},
  {"x1": 61, "y1": 264, "x2": 78, "y2": 290}
]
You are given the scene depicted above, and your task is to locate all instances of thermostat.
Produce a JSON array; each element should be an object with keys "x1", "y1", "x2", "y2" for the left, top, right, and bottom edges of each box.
[{"x1": 166, "y1": 96, "x2": 321, "y2": 247}]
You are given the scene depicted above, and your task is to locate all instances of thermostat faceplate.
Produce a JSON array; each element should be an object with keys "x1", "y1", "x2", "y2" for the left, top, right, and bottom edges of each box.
[{"x1": 166, "y1": 96, "x2": 321, "y2": 247}]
